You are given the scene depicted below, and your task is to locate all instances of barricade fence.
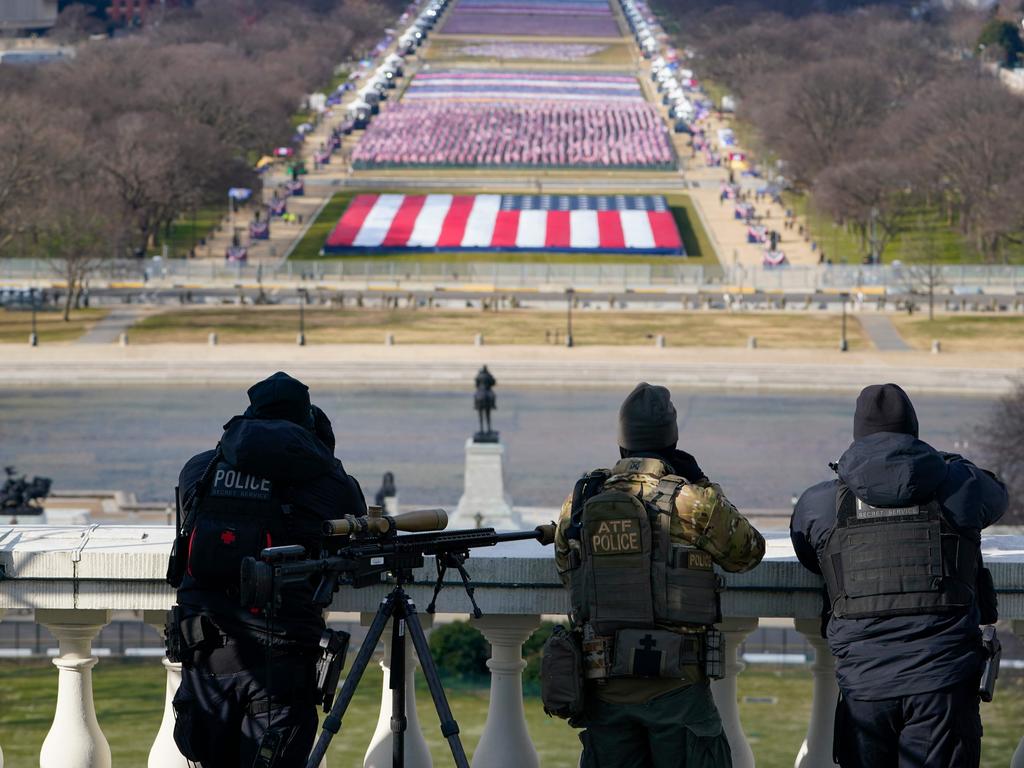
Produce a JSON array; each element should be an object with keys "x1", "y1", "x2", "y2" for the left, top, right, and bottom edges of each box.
[{"x1": 2, "y1": 258, "x2": 1024, "y2": 293}]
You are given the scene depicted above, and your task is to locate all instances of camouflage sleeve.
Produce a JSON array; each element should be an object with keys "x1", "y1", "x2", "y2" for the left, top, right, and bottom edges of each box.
[
  {"x1": 672, "y1": 480, "x2": 765, "y2": 573},
  {"x1": 554, "y1": 492, "x2": 575, "y2": 587}
]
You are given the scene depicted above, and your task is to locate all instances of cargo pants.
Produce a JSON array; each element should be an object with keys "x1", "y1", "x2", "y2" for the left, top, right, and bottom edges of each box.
[
  {"x1": 578, "y1": 682, "x2": 732, "y2": 768},
  {"x1": 172, "y1": 638, "x2": 318, "y2": 768}
]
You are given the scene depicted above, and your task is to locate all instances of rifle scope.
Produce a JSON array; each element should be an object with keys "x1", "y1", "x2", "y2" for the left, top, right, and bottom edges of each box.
[{"x1": 322, "y1": 508, "x2": 448, "y2": 537}]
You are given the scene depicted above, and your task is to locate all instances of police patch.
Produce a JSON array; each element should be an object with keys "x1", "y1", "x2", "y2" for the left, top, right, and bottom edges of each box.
[
  {"x1": 590, "y1": 519, "x2": 642, "y2": 554},
  {"x1": 210, "y1": 465, "x2": 273, "y2": 499},
  {"x1": 686, "y1": 551, "x2": 713, "y2": 570}
]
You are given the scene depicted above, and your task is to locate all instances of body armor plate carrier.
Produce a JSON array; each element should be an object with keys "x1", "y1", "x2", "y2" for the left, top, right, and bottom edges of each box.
[
  {"x1": 820, "y1": 485, "x2": 979, "y2": 620},
  {"x1": 565, "y1": 463, "x2": 722, "y2": 680}
]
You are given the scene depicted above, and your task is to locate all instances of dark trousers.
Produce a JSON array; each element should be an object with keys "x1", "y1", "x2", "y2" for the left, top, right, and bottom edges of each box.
[
  {"x1": 834, "y1": 680, "x2": 982, "y2": 768},
  {"x1": 172, "y1": 640, "x2": 318, "y2": 768},
  {"x1": 578, "y1": 683, "x2": 732, "y2": 768}
]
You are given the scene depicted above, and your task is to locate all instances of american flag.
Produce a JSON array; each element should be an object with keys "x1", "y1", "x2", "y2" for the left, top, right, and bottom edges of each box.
[{"x1": 324, "y1": 194, "x2": 684, "y2": 254}]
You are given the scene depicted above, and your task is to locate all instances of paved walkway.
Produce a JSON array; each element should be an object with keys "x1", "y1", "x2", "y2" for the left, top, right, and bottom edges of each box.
[
  {"x1": 857, "y1": 315, "x2": 911, "y2": 352},
  {"x1": 3, "y1": 344, "x2": 1020, "y2": 395},
  {"x1": 75, "y1": 307, "x2": 162, "y2": 345}
]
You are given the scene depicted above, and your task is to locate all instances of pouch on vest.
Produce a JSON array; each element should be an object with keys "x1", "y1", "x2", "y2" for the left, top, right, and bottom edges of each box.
[
  {"x1": 188, "y1": 512, "x2": 270, "y2": 592},
  {"x1": 576, "y1": 489, "x2": 654, "y2": 635},
  {"x1": 822, "y1": 488, "x2": 979, "y2": 619},
  {"x1": 541, "y1": 625, "x2": 585, "y2": 720},
  {"x1": 610, "y1": 628, "x2": 701, "y2": 678}
]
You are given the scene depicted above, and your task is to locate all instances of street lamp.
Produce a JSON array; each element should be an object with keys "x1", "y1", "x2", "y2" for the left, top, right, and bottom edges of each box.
[
  {"x1": 29, "y1": 288, "x2": 38, "y2": 347},
  {"x1": 565, "y1": 287, "x2": 575, "y2": 348},
  {"x1": 297, "y1": 289, "x2": 307, "y2": 346},
  {"x1": 839, "y1": 292, "x2": 849, "y2": 352}
]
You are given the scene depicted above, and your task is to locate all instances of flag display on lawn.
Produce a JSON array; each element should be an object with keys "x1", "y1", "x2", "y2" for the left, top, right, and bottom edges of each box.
[
  {"x1": 324, "y1": 194, "x2": 685, "y2": 255},
  {"x1": 404, "y1": 70, "x2": 645, "y2": 103}
]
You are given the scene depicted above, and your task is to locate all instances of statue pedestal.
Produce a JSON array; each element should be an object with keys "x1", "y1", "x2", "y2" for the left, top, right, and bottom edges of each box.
[{"x1": 452, "y1": 438, "x2": 519, "y2": 530}]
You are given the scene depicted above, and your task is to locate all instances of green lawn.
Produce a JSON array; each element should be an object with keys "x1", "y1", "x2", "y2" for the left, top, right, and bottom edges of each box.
[
  {"x1": 159, "y1": 207, "x2": 226, "y2": 259},
  {"x1": 0, "y1": 308, "x2": 108, "y2": 343},
  {"x1": 0, "y1": 660, "x2": 1019, "y2": 767},
  {"x1": 289, "y1": 191, "x2": 721, "y2": 271},
  {"x1": 128, "y1": 308, "x2": 869, "y2": 349}
]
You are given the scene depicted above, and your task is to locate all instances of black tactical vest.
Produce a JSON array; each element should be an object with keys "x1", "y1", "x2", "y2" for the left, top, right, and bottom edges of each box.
[
  {"x1": 183, "y1": 461, "x2": 321, "y2": 599},
  {"x1": 820, "y1": 485, "x2": 979, "y2": 620}
]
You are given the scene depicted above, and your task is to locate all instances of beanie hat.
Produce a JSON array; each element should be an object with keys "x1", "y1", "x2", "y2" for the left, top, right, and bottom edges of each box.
[
  {"x1": 246, "y1": 371, "x2": 314, "y2": 430},
  {"x1": 618, "y1": 382, "x2": 679, "y2": 450},
  {"x1": 853, "y1": 383, "x2": 919, "y2": 440}
]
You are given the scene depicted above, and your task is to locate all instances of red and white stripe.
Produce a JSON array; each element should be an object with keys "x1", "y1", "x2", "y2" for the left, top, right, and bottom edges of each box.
[{"x1": 325, "y1": 194, "x2": 683, "y2": 253}]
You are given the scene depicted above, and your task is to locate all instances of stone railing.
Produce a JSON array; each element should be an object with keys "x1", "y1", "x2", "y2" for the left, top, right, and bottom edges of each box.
[{"x1": 1, "y1": 526, "x2": 1022, "y2": 768}]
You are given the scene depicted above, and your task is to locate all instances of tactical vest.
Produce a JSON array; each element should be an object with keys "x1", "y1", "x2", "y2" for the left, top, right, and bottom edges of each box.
[
  {"x1": 820, "y1": 485, "x2": 979, "y2": 620},
  {"x1": 182, "y1": 460, "x2": 321, "y2": 599},
  {"x1": 566, "y1": 459, "x2": 722, "y2": 637}
]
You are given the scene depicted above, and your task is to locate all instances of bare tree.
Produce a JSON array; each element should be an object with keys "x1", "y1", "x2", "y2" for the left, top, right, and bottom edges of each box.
[
  {"x1": 900, "y1": 218, "x2": 945, "y2": 321},
  {"x1": 978, "y1": 378, "x2": 1024, "y2": 525},
  {"x1": 33, "y1": 179, "x2": 123, "y2": 321}
]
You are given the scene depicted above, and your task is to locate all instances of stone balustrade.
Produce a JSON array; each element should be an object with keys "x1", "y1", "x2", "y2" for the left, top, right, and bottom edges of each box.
[{"x1": 1, "y1": 526, "x2": 1022, "y2": 768}]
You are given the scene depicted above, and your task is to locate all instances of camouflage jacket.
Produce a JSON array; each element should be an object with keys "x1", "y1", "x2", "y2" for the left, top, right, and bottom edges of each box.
[{"x1": 555, "y1": 457, "x2": 766, "y2": 585}]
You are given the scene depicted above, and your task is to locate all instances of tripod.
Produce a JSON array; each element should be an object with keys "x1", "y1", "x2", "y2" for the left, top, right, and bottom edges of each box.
[{"x1": 305, "y1": 582, "x2": 470, "y2": 768}]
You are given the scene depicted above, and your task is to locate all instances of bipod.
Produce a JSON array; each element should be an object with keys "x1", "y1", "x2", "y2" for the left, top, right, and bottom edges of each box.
[{"x1": 305, "y1": 584, "x2": 470, "y2": 768}]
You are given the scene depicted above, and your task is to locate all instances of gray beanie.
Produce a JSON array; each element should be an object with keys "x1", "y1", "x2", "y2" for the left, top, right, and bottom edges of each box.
[{"x1": 618, "y1": 382, "x2": 679, "y2": 450}]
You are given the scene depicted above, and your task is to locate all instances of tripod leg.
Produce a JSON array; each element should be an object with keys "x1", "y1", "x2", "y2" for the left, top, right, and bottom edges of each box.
[
  {"x1": 391, "y1": 604, "x2": 406, "y2": 768},
  {"x1": 404, "y1": 599, "x2": 471, "y2": 768},
  {"x1": 305, "y1": 594, "x2": 396, "y2": 768}
]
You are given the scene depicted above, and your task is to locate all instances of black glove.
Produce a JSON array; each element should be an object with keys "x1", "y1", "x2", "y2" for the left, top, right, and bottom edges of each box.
[{"x1": 670, "y1": 449, "x2": 705, "y2": 483}]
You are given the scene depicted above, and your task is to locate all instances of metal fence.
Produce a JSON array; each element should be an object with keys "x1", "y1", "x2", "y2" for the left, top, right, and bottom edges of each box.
[{"x1": 3, "y1": 258, "x2": 1024, "y2": 293}]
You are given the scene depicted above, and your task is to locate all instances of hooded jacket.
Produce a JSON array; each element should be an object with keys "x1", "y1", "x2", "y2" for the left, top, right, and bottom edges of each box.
[
  {"x1": 176, "y1": 416, "x2": 366, "y2": 648},
  {"x1": 791, "y1": 432, "x2": 1007, "y2": 700}
]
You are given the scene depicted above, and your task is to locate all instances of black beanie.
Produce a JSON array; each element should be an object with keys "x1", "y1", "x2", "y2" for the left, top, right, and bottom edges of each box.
[
  {"x1": 853, "y1": 383, "x2": 919, "y2": 440},
  {"x1": 246, "y1": 371, "x2": 314, "y2": 429},
  {"x1": 618, "y1": 382, "x2": 679, "y2": 451}
]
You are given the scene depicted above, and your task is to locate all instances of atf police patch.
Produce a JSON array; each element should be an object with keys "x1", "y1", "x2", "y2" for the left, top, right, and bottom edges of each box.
[
  {"x1": 590, "y1": 519, "x2": 642, "y2": 555},
  {"x1": 209, "y1": 464, "x2": 273, "y2": 500}
]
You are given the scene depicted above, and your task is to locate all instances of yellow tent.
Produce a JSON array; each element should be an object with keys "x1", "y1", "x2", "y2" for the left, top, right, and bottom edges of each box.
[{"x1": 255, "y1": 155, "x2": 276, "y2": 170}]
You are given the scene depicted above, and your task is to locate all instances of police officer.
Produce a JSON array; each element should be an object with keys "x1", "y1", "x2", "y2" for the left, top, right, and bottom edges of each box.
[
  {"x1": 790, "y1": 383, "x2": 1007, "y2": 768},
  {"x1": 167, "y1": 372, "x2": 366, "y2": 767},
  {"x1": 554, "y1": 382, "x2": 765, "y2": 768}
]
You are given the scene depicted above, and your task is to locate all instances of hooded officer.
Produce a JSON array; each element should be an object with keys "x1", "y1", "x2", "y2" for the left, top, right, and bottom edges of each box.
[
  {"x1": 790, "y1": 383, "x2": 1007, "y2": 768},
  {"x1": 168, "y1": 372, "x2": 366, "y2": 768},
  {"x1": 553, "y1": 382, "x2": 765, "y2": 768}
]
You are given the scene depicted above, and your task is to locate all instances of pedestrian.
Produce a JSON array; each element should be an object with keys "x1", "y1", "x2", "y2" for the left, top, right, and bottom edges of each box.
[
  {"x1": 547, "y1": 383, "x2": 766, "y2": 768},
  {"x1": 790, "y1": 384, "x2": 1007, "y2": 768}
]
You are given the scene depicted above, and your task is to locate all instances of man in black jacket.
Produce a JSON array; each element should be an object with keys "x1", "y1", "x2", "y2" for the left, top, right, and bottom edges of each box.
[
  {"x1": 170, "y1": 372, "x2": 366, "y2": 767},
  {"x1": 790, "y1": 383, "x2": 1007, "y2": 768}
]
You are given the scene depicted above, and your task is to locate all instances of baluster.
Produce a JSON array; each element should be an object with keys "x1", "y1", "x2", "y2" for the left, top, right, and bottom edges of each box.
[
  {"x1": 0, "y1": 609, "x2": 4, "y2": 767},
  {"x1": 1011, "y1": 620, "x2": 1024, "y2": 768},
  {"x1": 793, "y1": 618, "x2": 838, "y2": 768},
  {"x1": 36, "y1": 609, "x2": 113, "y2": 768},
  {"x1": 363, "y1": 613, "x2": 432, "y2": 768},
  {"x1": 142, "y1": 610, "x2": 188, "y2": 768},
  {"x1": 470, "y1": 614, "x2": 540, "y2": 768},
  {"x1": 710, "y1": 617, "x2": 758, "y2": 768}
]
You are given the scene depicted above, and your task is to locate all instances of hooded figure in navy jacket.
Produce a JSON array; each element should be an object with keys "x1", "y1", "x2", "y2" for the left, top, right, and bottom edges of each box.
[{"x1": 790, "y1": 383, "x2": 1007, "y2": 768}]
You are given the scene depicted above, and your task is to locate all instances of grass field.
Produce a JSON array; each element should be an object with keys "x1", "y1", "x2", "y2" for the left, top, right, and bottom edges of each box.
[
  {"x1": 0, "y1": 660, "x2": 1020, "y2": 767},
  {"x1": 889, "y1": 314, "x2": 1024, "y2": 354},
  {"x1": 289, "y1": 191, "x2": 721, "y2": 271},
  {"x1": 160, "y1": 207, "x2": 226, "y2": 259},
  {"x1": 128, "y1": 307, "x2": 869, "y2": 349},
  {"x1": 0, "y1": 308, "x2": 107, "y2": 343}
]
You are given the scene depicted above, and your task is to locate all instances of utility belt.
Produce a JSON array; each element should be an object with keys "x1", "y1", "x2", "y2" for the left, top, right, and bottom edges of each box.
[
  {"x1": 582, "y1": 626, "x2": 723, "y2": 681},
  {"x1": 163, "y1": 607, "x2": 320, "y2": 666},
  {"x1": 541, "y1": 623, "x2": 723, "y2": 723}
]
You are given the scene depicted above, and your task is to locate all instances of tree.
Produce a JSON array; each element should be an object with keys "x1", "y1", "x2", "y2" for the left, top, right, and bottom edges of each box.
[
  {"x1": 900, "y1": 218, "x2": 945, "y2": 321},
  {"x1": 814, "y1": 157, "x2": 915, "y2": 262},
  {"x1": 978, "y1": 378, "x2": 1024, "y2": 524},
  {"x1": 33, "y1": 178, "x2": 123, "y2": 320},
  {"x1": 977, "y1": 18, "x2": 1024, "y2": 66}
]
